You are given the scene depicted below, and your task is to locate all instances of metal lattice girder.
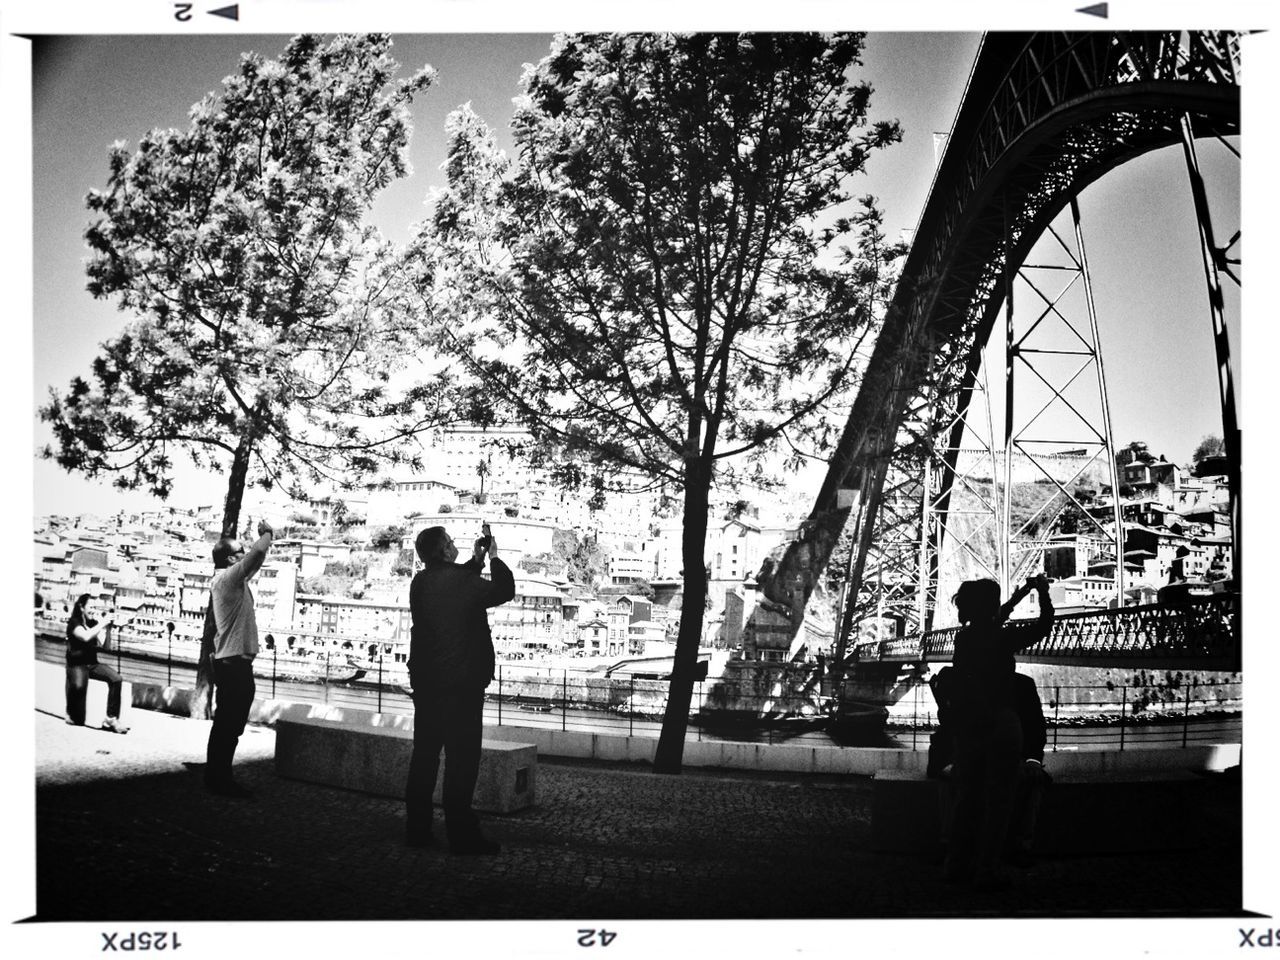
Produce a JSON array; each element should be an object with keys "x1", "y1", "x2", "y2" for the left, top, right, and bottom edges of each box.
[
  {"x1": 1000, "y1": 198, "x2": 1125, "y2": 603},
  {"x1": 749, "y1": 32, "x2": 1241, "y2": 666},
  {"x1": 877, "y1": 593, "x2": 1238, "y2": 672}
]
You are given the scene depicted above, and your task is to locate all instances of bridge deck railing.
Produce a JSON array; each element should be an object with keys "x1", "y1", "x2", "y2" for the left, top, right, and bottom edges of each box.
[{"x1": 873, "y1": 593, "x2": 1238, "y2": 666}]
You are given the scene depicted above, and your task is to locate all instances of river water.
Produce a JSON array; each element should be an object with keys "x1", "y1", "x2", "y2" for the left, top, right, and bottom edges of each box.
[{"x1": 35, "y1": 637, "x2": 1241, "y2": 752}]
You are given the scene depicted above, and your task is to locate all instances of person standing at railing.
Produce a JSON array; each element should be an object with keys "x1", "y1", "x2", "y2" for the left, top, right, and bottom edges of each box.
[
  {"x1": 64, "y1": 593, "x2": 129, "y2": 733},
  {"x1": 405, "y1": 523, "x2": 515, "y2": 854},
  {"x1": 204, "y1": 518, "x2": 274, "y2": 799},
  {"x1": 944, "y1": 575, "x2": 1053, "y2": 890}
]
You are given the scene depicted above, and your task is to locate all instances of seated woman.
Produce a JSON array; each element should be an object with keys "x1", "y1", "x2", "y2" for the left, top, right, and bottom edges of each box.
[{"x1": 65, "y1": 593, "x2": 129, "y2": 734}]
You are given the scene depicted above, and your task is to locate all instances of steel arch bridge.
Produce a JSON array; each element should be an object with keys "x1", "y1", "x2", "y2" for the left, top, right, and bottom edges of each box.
[{"x1": 745, "y1": 31, "x2": 1241, "y2": 667}]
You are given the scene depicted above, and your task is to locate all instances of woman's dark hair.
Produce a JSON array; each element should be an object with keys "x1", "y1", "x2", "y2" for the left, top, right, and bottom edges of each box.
[
  {"x1": 69, "y1": 593, "x2": 93, "y2": 624},
  {"x1": 954, "y1": 578, "x2": 1001, "y2": 623},
  {"x1": 67, "y1": 593, "x2": 96, "y2": 642}
]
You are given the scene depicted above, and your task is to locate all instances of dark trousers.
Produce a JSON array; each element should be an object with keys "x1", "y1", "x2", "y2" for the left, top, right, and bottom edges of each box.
[
  {"x1": 206, "y1": 657, "x2": 255, "y2": 786},
  {"x1": 1009, "y1": 766, "x2": 1046, "y2": 854},
  {"x1": 405, "y1": 686, "x2": 484, "y2": 841},
  {"x1": 65, "y1": 663, "x2": 123, "y2": 724},
  {"x1": 942, "y1": 760, "x2": 1046, "y2": 855},
  {"x1": 946, "y1": 706, "x2": 1023, "y2": 878}
]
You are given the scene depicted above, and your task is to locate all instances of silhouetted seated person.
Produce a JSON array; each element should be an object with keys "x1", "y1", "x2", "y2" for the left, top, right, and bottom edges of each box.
[
  {"x1": 1007, "y1": 673, "x2": 1051, "y2": 864},
  {"x1": 929, "y1": 669, "x2": 1050, "y2": 867},
  {"x1": 940, "y1": 576, "x2": 1053, "y2": 890}
]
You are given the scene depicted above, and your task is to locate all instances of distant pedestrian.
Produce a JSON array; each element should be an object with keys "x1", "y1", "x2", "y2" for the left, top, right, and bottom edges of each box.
[
  {"x1": 944, "y1": 575, "x2": 1054, "y2": 890},
  {"x1": 64, "y1": 593, "x2": 129, "y2": 733},
  {"x1": 405, "y1": 523, "x2": 514, "y2": 854},
  {"x1": 204, "y1": 518, "x2": 274, "y2": 799}
]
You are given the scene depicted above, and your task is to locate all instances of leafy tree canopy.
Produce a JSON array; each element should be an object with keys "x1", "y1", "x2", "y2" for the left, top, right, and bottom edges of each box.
[
  {"x1": 411, "y1": 32, "x2": 903, "y2": 497},
  {"x1": 370, "y1": 524, "x2": 408, "y2": 550},
  {"x1": 409, "y1": 32, "x2": 902, "y2": 772},
  {"x1": 41, "y1": 34, "x2": 453, "y2": 533},
  {"x1": 1192, "y1": 434, "x2": 1226, "y2": 463}
]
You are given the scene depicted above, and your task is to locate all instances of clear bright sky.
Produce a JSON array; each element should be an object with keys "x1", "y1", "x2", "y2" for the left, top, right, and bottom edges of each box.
[{"x1": 28, "y1": 32, "x2": 1239, "y2": 519}]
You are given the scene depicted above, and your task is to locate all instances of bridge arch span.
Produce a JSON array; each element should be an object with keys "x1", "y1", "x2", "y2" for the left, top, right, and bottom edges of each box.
[{"x1": 748, "y1": 31, "x2": 1241, "y2": 661}]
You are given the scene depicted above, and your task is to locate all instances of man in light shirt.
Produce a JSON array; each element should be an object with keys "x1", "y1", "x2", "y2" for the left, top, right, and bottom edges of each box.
[{"x1": 204, "y1": 518, "x2": 273, "y2": 798}]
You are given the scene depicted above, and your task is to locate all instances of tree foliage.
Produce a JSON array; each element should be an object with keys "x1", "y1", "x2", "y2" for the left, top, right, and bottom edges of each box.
[
  {"x1": 41, "y1": 34, "x2": 451, "y2": 537},
  {"x1": 1192, "y1": 434, "x2": 1225, "y2": 463},
  {"x1": 410, "y1": 32, "x2": 902, "y2": 772},
  {"x1": 556, "y1": 528, "x2": 609, "y2": 586},
  {"x1": 390, "y1": 548, "x2": 417, "y2": 577},
  {"x1": 370, "y1": 524, "x2": 408, "y2": 551},
  {"x1": 1116, "y1": 439, "x2": 1154, "y2": 467}
]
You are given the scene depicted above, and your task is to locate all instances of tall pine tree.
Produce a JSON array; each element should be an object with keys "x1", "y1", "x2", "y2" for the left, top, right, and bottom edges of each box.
[
  {"x1": 42, "y1": 34, "x2": 453, "y2": 713},
  {"x1": 411, "y1": 33, "x2": 903, "y2": 772}
]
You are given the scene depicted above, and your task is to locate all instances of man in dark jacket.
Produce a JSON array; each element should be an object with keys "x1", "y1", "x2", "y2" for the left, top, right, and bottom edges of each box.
[{"x1": 404, "y1": 524, "x2": 515, "y2": 854}]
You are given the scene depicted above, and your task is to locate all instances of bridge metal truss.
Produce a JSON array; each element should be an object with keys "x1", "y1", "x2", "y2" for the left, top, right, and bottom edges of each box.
[
  {"x1": 750, "y1": 31, "x2": 1242, "y2": 671},
  {"x1": 875, "y1": 592, "x2": 1238, "y2": 672},
  {"x1": 845, "y1": 198, "x2": 1129, "y2": 645}
]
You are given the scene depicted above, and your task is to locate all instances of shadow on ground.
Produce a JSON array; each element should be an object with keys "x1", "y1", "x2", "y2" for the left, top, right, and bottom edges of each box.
[{"x1": 32, "y1": 757, "x2": 1243, "y2": 921}]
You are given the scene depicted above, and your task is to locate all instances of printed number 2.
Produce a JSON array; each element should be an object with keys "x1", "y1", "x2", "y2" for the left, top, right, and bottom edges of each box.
[
  {"x1": 174, "y1": 3, "x2": 193, "y2": 20},
  {"x1": 577, "y1": 929, "x2": 617, "y2": 947}
]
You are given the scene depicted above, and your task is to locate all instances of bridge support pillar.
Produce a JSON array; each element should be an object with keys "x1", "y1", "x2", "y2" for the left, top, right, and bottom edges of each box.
[{"x1": 1179, "y1": 113, "x2": 1241, "y2": 593}]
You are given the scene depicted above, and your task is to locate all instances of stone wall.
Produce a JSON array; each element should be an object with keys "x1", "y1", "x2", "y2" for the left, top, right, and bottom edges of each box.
[{"x1": 841, "y1": 659, "x2": 1242, "y2": 724}]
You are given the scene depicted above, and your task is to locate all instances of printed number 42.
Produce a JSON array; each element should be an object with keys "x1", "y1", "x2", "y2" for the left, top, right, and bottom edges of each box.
[{"x1": 578, "y1": 929, "x2": 617, "y2": 947}]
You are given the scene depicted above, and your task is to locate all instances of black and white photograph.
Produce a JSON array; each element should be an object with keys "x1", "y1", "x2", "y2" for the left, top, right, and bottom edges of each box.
[{"x1": 5, "y1": 3, "x2": 1276, "y2": 955}]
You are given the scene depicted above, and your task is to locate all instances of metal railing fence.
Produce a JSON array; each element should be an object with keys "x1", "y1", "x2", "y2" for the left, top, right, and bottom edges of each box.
[
  {"x1": 876, "y1": 593, "x2": 1237, "y2": 664},
  {"x1": 36, "y1": 628, "x2": 1239, "y2": 751}
]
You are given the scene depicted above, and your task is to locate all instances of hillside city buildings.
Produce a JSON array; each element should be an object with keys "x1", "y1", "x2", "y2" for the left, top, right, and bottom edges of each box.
[
  {"x1": 34, "y1": 424, "x2": 813, "y2": 664},
  {"x1": 34, "y1": 426, "x2": 1234, "y2": 665}
]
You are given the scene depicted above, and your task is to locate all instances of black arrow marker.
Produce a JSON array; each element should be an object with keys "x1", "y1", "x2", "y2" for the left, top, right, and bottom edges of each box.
[
  {"x1": 1076, "y1": 2, "x2": 1108, "y2": 17},
  {"x1": 209, "y1": 4, "x2": 239, "y2": 20}
]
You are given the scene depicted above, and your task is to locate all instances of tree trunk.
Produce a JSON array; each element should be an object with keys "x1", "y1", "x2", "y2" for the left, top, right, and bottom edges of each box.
[
  {"x1": 191, "y1": 432, "x2": 255, "y2": 720},
  {"x1": 653, "y1": 460, "x2": 712, "y2": 774},
  {"x1": 220, "y1": 431, "x2": 255, "y2": 538}
]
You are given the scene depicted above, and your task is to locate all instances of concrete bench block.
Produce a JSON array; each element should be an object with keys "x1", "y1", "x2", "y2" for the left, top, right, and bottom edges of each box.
[
  {"x1": 869, "y1": 771, "x2": 951, "y2": 853},
  {"x1": 34, "y1": 659, "x2": 132, "y2": 728},
  {"x1": 274, "y1": 717, "x2": 536, "y2": 813},
  {"x1": 871, "y1": 768, "x2": 1207, "y2": 855}
]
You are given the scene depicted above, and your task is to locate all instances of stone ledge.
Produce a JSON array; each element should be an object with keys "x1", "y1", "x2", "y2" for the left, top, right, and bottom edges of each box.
[
  {"x1": 35, "y1": 658, "x2": 133, "y2": 728},
  {"x1": 274, "y1": 716, "x2": 537, "y2": 814},
  {"x1": 44, "y1": 661, "x2": 1239, "y2": 778}
]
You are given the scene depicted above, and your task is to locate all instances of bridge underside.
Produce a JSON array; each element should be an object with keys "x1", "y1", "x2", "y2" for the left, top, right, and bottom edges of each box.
[{"x1": 744, "y1": 32, "x2": 1241, "y2": 666}]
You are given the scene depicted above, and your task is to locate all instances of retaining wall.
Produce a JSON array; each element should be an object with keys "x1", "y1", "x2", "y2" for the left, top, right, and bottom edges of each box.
[{"x1": 32, "y1": 662, "x2": 1240, "y2": 777}]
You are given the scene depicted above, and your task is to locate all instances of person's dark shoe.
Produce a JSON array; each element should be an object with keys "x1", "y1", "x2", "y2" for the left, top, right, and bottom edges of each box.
[
  {"x1": 942, "y1": 858, "x2": 972, "y2": 884},
  {"x1": 973, "y1": 867, "x2": 1013, "y2": 892},
  {"x1": 1006, "y1": 849, "x2": 1036, "y2": 869},
  {"x1": 448, "y1": 834, "x2": 501, "y2": 856},
  {"x1": 406, "y1": 828, "x2": 435, "y2": 849},
  {"x1": 205, "y1": 780, "x2": 255, "y2": 799}
]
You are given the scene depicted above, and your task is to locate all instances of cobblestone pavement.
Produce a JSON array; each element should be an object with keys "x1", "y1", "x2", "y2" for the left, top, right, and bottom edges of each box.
[{"x1": 30, "y1": 707, "x2": 1242, "y2": 923}]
